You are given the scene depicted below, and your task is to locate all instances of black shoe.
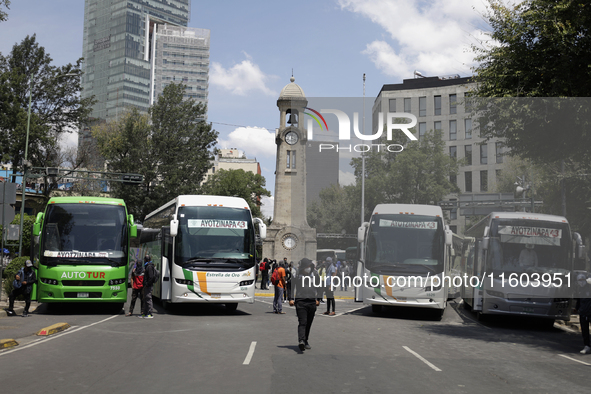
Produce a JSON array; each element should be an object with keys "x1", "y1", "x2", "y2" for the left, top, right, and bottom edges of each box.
[
  {"x1": 22, "y1": 312, "x2": 30, "y2": 317},
  {"x1": 305, "y1": 341, "x2": 311, "y2": 350},
  {"x1": 5, "y1": 309, "x2": 16, "y2": 316},
  {"x1": 298, "y1": 341, "x2": 305, "y2": 352}
]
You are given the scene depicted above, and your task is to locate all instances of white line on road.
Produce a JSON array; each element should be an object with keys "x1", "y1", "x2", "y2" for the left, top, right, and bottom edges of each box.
[
  {"x1": 558, "y1": 354, "x2": 591, "y2": 366},
  {"x1": 0, "y1": 315, "x2": 119, "y2": 357},
  {"x1": 243, "y1": 341, "x2": 257, "y2": 365},
  {"x1": 403, "y1": 346, "x2": 442, "y2": 372}
]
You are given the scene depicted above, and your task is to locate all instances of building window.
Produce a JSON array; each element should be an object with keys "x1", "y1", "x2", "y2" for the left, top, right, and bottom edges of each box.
[
  {"x1": 449, "y1": 120, "x2": 457, "y2": 140},
  {"x1": 286, "y1": 150, "x2": 291, "y2": 168},
  {"x1": 292, "y1": 150, "x2": 296, "y2": 169},
  {"x1": 480, "y1": 144, "x2": 488, "y2": 164},
  {"x1": 450, "y1": 94, "x2": 457, "y2": 114},
  {"x1": 434, "y1": 121, "x2": 442, "y2": 134},
  {"x1": 450, "y1": 209, "x2": 457, "y2": 221},
  {"x1": 389, "y1": 98, "x2": 396, "y2": 112},
  {"x1": 419, "y1": 96, "x2": 426, "y2": 117},
  {"x1": 450, "y1": 174, "x2": 457, "y2": 186},
  {"x1": 480, "y1": 170, "x2": 488, "y2": 192},
  {"x1": 404, "y1": 97, "x2": 411, "y2": 112},
  {"x1": 449, "y1": 146, "x2": 457, "y2": 159},
  {"x1": 434, "y1": 95, "x2": 441, "y2": 116},
  {"x1": 419, "y1": 122, "x2": 427, "y2": 138},
  {"x1": 464, "y1": 145, "x2": 472, "y2": 165},
  {"x1": 496, "y1": 169, "x2": 502, "y2": 184},
  {"x1": 496, "y1": 142, "x2": 504, "y2": 163},
  {"x1": 465, "y1": 118, "x2": 472, "y2": 139},
  {"x1": 465, "y1": 171, "x2": 472, "y2": 192}
]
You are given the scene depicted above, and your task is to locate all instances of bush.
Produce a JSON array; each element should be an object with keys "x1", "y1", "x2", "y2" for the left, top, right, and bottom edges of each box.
[{"x1": 2, "y1": 256, "x2": 30, "y2": 298}]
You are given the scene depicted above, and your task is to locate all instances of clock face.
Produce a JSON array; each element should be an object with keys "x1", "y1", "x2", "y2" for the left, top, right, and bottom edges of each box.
[
  {"x1": 285, "y1": 131, "x2": 299, "y2": 145},
  {"x1": 282, "y1": 234, "x2": 297, "y2": 250}
]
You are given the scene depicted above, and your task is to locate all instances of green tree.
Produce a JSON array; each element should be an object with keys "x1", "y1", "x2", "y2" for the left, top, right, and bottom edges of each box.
[
  {"x1": 0, "y1": 213, "x2": 34, "y2": 256},
  {"x1": 0, "y1": 0, "x2": 10, "y2": 22},
  {"x1": 0, "y1": 35, "x2": 95, "y2": 182},
  {"x1": 92, "y1": 83, "x2": 218, "y2": 220},
  {"x1": 201, "y1": 169, "x2": 271, "y2": 218}
]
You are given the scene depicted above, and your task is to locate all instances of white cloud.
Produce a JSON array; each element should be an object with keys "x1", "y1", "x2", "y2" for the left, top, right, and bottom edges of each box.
[
  {"x1": 210, "y1": 56, "x2": 277, "y2": 96},
  {"x1": 339, "y1": 170, "x2": 356, "y2": 186},
  {"x1": 338, "y1": 0, "x2": 487, "y2": 78},
  {"x1": 59, "y1": 129, "x2": 78, "y2": 150},
  {"x1": 260, "y1": 195, "x2": 274, "y2": 219},
  {"x1": 218, "y1": 126, "x2": 276, "y2": 159}
]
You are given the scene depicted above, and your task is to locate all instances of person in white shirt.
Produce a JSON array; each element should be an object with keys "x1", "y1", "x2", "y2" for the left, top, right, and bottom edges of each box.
[{"x1": 519, "y1": 243, "x2": 538, "y2": 267}]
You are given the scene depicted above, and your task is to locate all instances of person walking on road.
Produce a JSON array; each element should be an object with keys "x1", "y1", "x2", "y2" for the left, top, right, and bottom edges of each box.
[
  {"x1": 289, "y1": 258, "x2": 321, "y2": 352},
  {"x1": 141, "y1": 255, "x2": 157, "y2": 319},
  {"x1": 260, "y1": 258, "x2": 270, "y2": 290},
  {"x1": 272, "y1": 261, "x2": 286, "y2": 314},
  {"x1": 5, "y1": 260, "x2": 36, "y2": 317},
  {"x1": 127, "y1": 259, "x2": 144, "y2": 316},
  {"x1": 576, "y1": 272, "x2": 591, "y2": 354},
  {"x1": 323, "y1": 257, "x2": 336, "y2": 316}
]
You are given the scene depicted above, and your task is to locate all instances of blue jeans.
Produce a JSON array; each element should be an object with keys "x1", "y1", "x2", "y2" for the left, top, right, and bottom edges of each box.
[{"x1": 273, "y1": 286, "x2": 284, "y2": 313}]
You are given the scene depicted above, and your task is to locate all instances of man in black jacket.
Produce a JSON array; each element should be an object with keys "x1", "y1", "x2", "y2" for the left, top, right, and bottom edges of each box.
[
  {"x1": 141, "y1": 255, "x2": 157, "y2": 319},
  {"x1": 6, "y1": 260, "x2": 36, "y2": 317},
  {"x1": 576, "y1": 272, "x2": 591, "y2": 354},
  {"x1": 289, "y1": 258, "x2": 321, "y2": 352}
]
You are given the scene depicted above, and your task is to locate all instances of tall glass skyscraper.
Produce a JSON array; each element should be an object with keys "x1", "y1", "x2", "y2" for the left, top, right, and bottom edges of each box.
[{"x1": 81, "y1": 0, "x2": 191, "y2": 121}]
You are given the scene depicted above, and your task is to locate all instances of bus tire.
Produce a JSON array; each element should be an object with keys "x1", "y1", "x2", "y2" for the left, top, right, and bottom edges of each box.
[
  {"x1": 112, "y1": 303, "x2": 124, "y2": 314},
  {"x1": 225, "y1": 303, "x2": 238, "y2": 312},
  {"x1": 161, "y1": 300, "x2": 170, "y2": 310},
  {"x1": 463, "y1": 299, "x2": 472, "y2": 311},
  {"x1": 371, "y1": 304, "x2": 382, "y2": 314},
  {"x1": 476, "y1": 311, "x2": 487, "y2": 322}
]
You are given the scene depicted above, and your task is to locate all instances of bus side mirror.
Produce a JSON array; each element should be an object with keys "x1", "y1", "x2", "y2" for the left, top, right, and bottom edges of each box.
[
  {"x1": 130, "y1": 225, "x2": 137, "y2": 238},
  {"x1": 482, "y1": 237, "x2": 489, "y2": 250},
  {"x1": 358, "y1": 222, "x2": 368, "y2": 243},
  {"x1": 33, "y1": 212, "x2": 44, "y2": 236},
  {"x1": 254, "y1": 218, "x2": 266, "y2": 240},
  {"x1": 574, "y1": 232, "x2": 586, "y2": 259},
  {"x1": 170, "y1": 218, "x2": 179, "y2": 237},
  {"x1": 445, "y1": 229, "x2": 453, "y2": 246}
]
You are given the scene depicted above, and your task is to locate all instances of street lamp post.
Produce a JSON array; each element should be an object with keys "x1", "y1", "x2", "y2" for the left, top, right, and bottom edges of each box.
[{"x1": 18, "y1": 72, "x2": 79, "y2": 257}]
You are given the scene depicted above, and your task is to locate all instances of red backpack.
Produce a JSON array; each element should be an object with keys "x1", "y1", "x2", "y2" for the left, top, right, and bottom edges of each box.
[
  {"x1": 259, "y1": 261, "x2": 266, "y2": 271},
  {"x1": 271, "y1": 268, "x2": 280, "y2": 285}
]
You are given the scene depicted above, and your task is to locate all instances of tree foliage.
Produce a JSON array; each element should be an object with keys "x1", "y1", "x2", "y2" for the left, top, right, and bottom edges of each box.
[
  {"x1": 0, "y1": 0, "x2": 9, "y2": 22},
  {"x1": 92, "y1": 83, "x2": 218, "y2": 220},
  {"x1": 201, "y1": 169, "x2": 271, "y2": 219},
  {"x1": 0, "y1": 35, "x2": 94, "y2": 175}
]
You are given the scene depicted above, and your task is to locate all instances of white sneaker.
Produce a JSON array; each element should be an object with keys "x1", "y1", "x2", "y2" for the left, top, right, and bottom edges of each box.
[{"x1": 580, "y1": 346, "x2": 591, "y2": 354}]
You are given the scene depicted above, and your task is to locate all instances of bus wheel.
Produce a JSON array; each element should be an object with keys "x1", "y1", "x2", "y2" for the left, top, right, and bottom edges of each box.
[
  {"x1": 225, "y1": 303, "x2": 238, "y2": 313},
  {"x1": 463, "y1": 299, "x2": 472, "y2": 311},
  {"x1": 112, "y1": 303, "x2": 124, "y2": 314},
  {"x1": 371, "y1": 304, "x2": 382, "y2": 314},
  {"x1": 476, "y1": 311, "x2": 487, "y2": 322},
  {"x1": 161, "y1": 300, "x2": 170, "y2": 311}
]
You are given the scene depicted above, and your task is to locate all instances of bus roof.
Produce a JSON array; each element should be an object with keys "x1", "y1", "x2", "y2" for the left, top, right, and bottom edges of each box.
[
  {"x1": 145, "y1": 195, "x2": 251, "y2": 220},
  {"x1": 482, "y1": 211, "x2": 568, "y2": 224},
  {"x1": 371, "y1": 204, "x2": 444, "y2": 217},
  {"x1": 47, "y1": 196, "x2": 126, "y2": 206}
]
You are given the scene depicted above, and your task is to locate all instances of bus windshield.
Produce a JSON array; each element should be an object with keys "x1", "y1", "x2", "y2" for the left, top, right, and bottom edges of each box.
[
  {"x1": 41, "y1": 203, "x2": 128, "y2": 266},
  {"x1": 175, "y1": 206, "x2": 254, "y2": 267},
  {"x1": 366, "y1": 214, "x2": 445, "y2": 275},
  {"x1": 488, "y1": 219, "x2": 572, "y2": 275}
]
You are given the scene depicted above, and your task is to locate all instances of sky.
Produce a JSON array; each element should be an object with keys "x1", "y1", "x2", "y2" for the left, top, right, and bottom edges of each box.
[{"x1": 0, "y1": 0, "x2": 492, "y2": 218}]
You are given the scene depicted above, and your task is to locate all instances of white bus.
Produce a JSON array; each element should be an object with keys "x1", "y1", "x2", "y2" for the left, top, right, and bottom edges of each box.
[
  {"x1": 140, "y1": 195, "x2": 266, "y2": 311},
  {"x1": 357, "y1": 204, "x2": 455, "y2": 319},
  {"x1": 461, "y1": 212, "x2": 584, "y2": 324}
]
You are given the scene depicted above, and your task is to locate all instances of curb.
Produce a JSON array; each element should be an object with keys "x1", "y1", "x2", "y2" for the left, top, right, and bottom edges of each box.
[
  {"x1": 0, "y1": 339, "x2": 19, "y2": 349},
  {"x1": 37, "y1": 323, "x2": 71, "y2": 336},
  {"x1": 254, "y1": 293, "x2": 354, "y2": 300}
]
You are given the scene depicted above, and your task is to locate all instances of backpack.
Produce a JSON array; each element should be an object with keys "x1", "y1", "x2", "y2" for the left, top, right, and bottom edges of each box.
[
  {"x1": 271, "y1": 268, "x2": 280, "y2": 286},
  {"x1": 259, "y1": 261, "x2": 266, "y2": 271}
]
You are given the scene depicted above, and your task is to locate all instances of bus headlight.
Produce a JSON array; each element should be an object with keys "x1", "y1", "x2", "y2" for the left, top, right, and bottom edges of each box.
[
  {"x1": 487, "y1": 290, "x2": 504, "y2": 298},
  {"x1": 239, "y1": 280, "x2": 254, "y2": 286},
  {"x1": 109, "y1": 279, "x2": 125, "y2": 285},
  {"x1": 175, "y1": 278, "x2": 194, "y2": 286},
  {"x1": 40, "y1": 278, "x2": 58, "y2": 285}
]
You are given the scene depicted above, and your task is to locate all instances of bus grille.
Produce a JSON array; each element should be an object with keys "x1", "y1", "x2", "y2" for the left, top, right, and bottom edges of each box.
[
  {"x1": 64, "y1": 292, "x2": 103, "y2": 298},
  {"x1": 62, "y1": 281, "x2": 105, "y2": 287}
]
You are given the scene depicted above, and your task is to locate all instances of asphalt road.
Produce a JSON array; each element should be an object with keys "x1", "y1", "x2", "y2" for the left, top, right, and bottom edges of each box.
[{"x1": 1, "y1": 295, "x2": 590, "y2": 394}]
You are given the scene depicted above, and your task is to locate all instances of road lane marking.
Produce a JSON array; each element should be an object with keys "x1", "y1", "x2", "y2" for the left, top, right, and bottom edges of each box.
[
  {"x1": 403, "y1": 346, "x2": 442, "y2": 372},
  {"x1": 243, "y1": 341, "x2": 257, "y2": 365},
  {"x1": 559, "y1": 354, "x2": 591, "y2": 366},
  {"x1": 0, "y1": 315, "x2": 119, "y2": 357}
]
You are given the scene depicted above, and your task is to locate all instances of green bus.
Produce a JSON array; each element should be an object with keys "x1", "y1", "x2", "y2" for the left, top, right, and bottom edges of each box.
[{"x1": 32, "y1": 196, "x2": 137, "y2": 307}]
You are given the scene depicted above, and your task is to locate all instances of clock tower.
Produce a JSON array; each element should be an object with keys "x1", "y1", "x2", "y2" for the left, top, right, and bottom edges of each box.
[{"x1": 262, "y1": 77, "x2": 317, "y2": 263}]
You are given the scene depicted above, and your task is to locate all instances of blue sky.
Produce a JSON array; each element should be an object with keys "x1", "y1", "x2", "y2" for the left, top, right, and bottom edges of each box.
[{"x1": 0, "y1": 0, "x2": 491, "y2": 217}]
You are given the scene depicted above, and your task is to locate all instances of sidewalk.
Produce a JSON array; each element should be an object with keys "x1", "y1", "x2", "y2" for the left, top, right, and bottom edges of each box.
[{"x1": 254, "y1": 277, "x2": 355, "y2": 299}]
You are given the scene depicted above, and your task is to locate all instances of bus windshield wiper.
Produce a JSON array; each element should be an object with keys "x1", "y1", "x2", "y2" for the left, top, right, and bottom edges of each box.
[{"x1": 57, "y1": 259, "x2": 92, "y2": 265}]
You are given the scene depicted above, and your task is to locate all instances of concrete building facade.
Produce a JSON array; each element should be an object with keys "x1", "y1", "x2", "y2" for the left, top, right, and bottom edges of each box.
[
  {"x1": 373, "y1": 76, "x2": 506, "y2": 234},
  {"x1": 203, "y1": 149, "x2": 261, "y2": 181}
]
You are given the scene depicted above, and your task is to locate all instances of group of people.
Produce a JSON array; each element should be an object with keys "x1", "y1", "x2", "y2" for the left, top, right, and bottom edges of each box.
[{"x1": 127, "y1": 254, "x2": 159, "y2": 318}]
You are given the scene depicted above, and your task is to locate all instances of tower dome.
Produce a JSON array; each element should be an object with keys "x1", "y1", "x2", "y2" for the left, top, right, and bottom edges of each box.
[{"x1": 279, "y1": 77, "x2": 305, "y2": 99}]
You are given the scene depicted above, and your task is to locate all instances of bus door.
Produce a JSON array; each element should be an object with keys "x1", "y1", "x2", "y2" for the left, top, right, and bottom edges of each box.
[
  {"x1": 160, "y1": 227, "x2": 172, "y2": 302},
  {"x1": 472, "y1": 239, "x2": 487, "y2": 312}
]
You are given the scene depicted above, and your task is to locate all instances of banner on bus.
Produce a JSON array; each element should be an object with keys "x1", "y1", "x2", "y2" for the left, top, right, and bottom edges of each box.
[
  {"x1": 188, "y1": 219, "x2": 247, "y2": 229},
  {"x1": 44, "y1": 251, "x2": 108, "y2": 258},
  {"x1": 378, "y1": 219, "x2": 437, "y2": 229},
  {"x1": 498, "y1": 226, "x2": 562, "y2": 246}
]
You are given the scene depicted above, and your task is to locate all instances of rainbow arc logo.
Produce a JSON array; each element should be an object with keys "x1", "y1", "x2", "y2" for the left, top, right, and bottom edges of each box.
[{"x1": 304, "y1": 107, "x2": 328, "y2": 132}]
